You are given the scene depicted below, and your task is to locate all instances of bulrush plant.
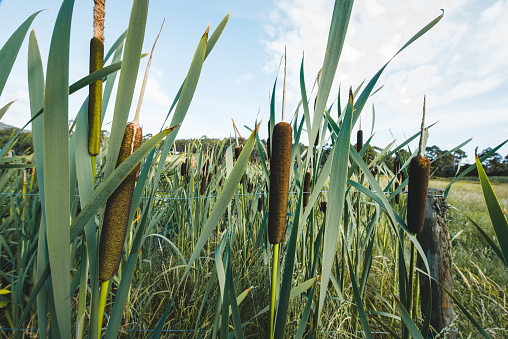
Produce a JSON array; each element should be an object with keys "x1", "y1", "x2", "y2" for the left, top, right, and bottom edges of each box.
[
  {"x1": 97, "y1": 20, "x2": 163, "y2": 336},
  {"x1": 5, "y1": 0, "x2": 506, "y2": 337},
  {"x1": 407, "y1": 96, "x2": 431, "y2": 234},
  {"x1": 268, "y1": 47, "x2": 292, "y2": 339}
]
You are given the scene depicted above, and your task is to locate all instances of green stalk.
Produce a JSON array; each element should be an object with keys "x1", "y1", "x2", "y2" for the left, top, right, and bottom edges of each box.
[
  {"x1": 270, "y1": 242, "x2": 279, "y2": 339},
  {"x1": 98, "y1": 279, "x2": 110, "y2": 338}
]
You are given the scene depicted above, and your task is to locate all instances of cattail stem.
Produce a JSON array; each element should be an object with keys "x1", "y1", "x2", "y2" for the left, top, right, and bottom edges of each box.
[
  {"x1": 282, "y1": 46, "x2": 287, "y2": 122},
  {"x1": 418, "y1": 95, "x2": 426, "y2": 157},
  {"x1": 270, "y1": 242, "x2": 279, "y2": 339},
  {"x1": 97, "y1": 279, "x2": 109, "y2": 338}
]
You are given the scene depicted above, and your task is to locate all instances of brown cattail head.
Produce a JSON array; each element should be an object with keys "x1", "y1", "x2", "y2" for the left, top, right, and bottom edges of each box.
[
  {"x1": 88, "y1": 37, "x2": 104, "y2": 156},
  {"x1": 181, "y1": 160, "x2": 187, "y2": 177},
  {"x1": 247, "y1": 179, "x2": 253, "y2": 193},
  {"x1": 200, "y1": 172, "x2": 207, "y2": 195},
  {"x1": 99, "y1": 122, "x2": 142, "y2": 281},
  {"x1": 394, "y1": 153, "x2": 401, "y2": 204},
  {"x1": 320, "y1": 201, "x2": 327, "y2": 214},
  {"x1": 406, "y1": 155, "x2": 430, "y2": 233},
  {"x1": 356, "y1": 129, "x2": 363, "y2": 153},
  {"x1": 219, "y1": 177, "x2": 223, "y2": 186},
  {"x1": 258, "y1": 196, "x2": 263, "y2": 212},
  {"x1": 267, "y1": 137, "x2": 271, "y2": 160},
  {"x1": 268, "y1": 122, "x2": 292, "y2": 244},
  {"x1": 235, "y1": 146, "x2": 242, "y2": 161},
  {"x1": 240, "y1": 174, "x2": 244, "y2": 184},
  {"x1": 303, "y1": 171, "x2": 311, "y2": 208}
]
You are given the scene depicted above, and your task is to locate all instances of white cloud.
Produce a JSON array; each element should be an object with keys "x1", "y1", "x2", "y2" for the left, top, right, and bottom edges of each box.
[
  {"x1": 261, "y1": 0, "x2": 508, "y2": 158},
  {"x1": 234, "y1": 73, "x2": 254, "y2": 84}
]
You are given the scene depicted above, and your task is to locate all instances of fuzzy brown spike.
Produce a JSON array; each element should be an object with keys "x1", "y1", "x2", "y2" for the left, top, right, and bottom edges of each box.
[
  {"x1": 356, "y1": 129, "x2": 363, "y2": 153},
  {"x1": 88, "y1": 37, "x2": 104, "y2": 156},
  {"x1": 181, "y1": 160, "x2": 187, "y2": 177},
  {"x1": 303, "y1": 171, "x2": 311, "y2": 208},
  {"x1": 258, "y1": 196, "x2": 263, "y2": 212},
  {"x1": 99, "y1": 122, "x2": 142, "y2": 281},
  {"x1": 235, "y1": 146, "x2": 242, "y2": 161},
  {"x1": 394, "y1": 153, "x2": 401, "y2": 204},
  {"x1": 320, "y1": 201, "x2": 327, "y2": 214},
  {"x1": 406, "y1": 97, "x2": 431, "y2": 233},
  {"x1": 268, "y1": 122, "x2": 293, "y2": 244}
]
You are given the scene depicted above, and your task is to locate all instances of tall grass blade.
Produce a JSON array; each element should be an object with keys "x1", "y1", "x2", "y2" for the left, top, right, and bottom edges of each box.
[
  {"x1": 104, "y1": 0, "x2": 148, "y2": 179},
  {"x1": 0, "y1": 11, "x2": 42, "y2": 97},
  {"x1": 352, "y1": 11, "x2": 443, "y2": 127},
  {"x1": 318, "y1": 89, "x2": 353, "y2": 318},
  {"x1": 394, "y1": 298, "x2": 424, "y2": 339},
  {"x1": 153, "y1": 27, "x2": 209, "y2": 191},
  {"x1": 476, "y1": 156, "x2": 508, "y2": 265},
  {"x1": 444, "y1": 139, "x2": 508, "y2": 198},
  {"x1": 27, "y1": 28, "x2": 47, "y2": 338},
  {"x1": 42, "y1": 0, "x2": 75, "y2": 336},
  {"x1": 311, "y1": 0, "x2": 354, "y2": 147}
]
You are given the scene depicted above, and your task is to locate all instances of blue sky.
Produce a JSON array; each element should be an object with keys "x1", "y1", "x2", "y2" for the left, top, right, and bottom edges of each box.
[{"x1": 1, "y1": 0, "x2": 507, "y2": 163}]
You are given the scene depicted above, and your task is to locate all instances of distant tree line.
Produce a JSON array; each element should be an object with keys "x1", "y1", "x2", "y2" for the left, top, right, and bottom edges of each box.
[{"x1": 2, "y1": 129, "x2": 507, "y2": 177}]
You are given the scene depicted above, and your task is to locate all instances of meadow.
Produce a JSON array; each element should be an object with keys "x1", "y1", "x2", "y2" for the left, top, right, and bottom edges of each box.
[{"x1": 1, "y1": 0, "x2": 508, "y2": 338}]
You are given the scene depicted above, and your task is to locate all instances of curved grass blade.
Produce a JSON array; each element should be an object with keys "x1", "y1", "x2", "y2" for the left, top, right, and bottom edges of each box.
[
  {"x1": 352, "y1": 11, "x2": 444, "y2": 127},
  {"x1": 347, "y1": 251, "x2": 373, "y2": 339},
  {"x1": 444, "y1": 139, "x2": 508, "y2": 198},
  {"x1": 103, "y1": 0, "x2": 148, "y2": 180},
  {"x1": 311, "y1": 0, "x2": 354, "y2": 148},
  {"x1": 439, "y1": 281, "x2": 492, "y2": 338},
  {"x1": 394, "y1": 297, "x2": 424, "y2": 339},
  {"x1": 0, "y1": 101, "x2": 15, "y2": 121},
  {"x1": 68, "y1": 53, "x2": 147, "y2": 95},
  {"x1": 28, "y1": 29, "x2": 47, "y2": 338},
  {"x1": 42, "y1": 0, "x2": 75, "y2": 336},
  {"x1": 0, "y1": 10, "x2": 42, "y2": 97},
  {"x1": 318, "y1": 89, "x2": 353, "y2": 318},
  {"x1": 70, "y1": 127, "x2": 174, "y2": 242},
  {"x1": 152, "y1": 27, "x2": 209, "y2": 192},
  {"x1": 476, "y1": 156, "x2": 508, "y2": 265},
  {"x1": 452, "y1": 207, "x2": 506, "y2": 265},
  {"x1": 160, "y1": 12, "x2": 230, "y2": 129}
]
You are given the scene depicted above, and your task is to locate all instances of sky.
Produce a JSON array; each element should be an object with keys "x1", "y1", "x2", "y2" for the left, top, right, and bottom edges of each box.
[{"x1": 0, "y1": 0, "x2": 507, "y2": 163}]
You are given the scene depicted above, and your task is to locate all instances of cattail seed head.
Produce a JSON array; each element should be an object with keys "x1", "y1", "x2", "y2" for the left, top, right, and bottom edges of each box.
[
  {"x1": 303, "y1": 171, "x2": 311, "y2": 208},
  {"x1": 258, "y1": 196, "x2": 263, "y2": 212},
  {"x1": 181, "y1": 160, "x2": 187, "y2": 177},
  {"x1": 235, "y1": 147, "x2": 242, "y2": 161},
  {"x1": 356, "y1": 129, "x2": 363, "y2": 153},
  {"x1": 406, "y1": 154, "x2": 431, "y2": 233},
  {"x1": 200, "y1": 173, "x2": 207, "y2": 195},
  {"x1": 268, "y1": 122, "x2": 292, "y2": 244},
  {"x1": 99, "y1": 122, "x2": 142, "y2": 281},
  {"x1": 88, "y1": 37, "x2": 104, "y2": 156},
  {"x1": 247, "y1": 179, "x2": 253, "y2": 193},
  {"x1": 320, "y1": 201, "x2": 327, "y2": 214}
]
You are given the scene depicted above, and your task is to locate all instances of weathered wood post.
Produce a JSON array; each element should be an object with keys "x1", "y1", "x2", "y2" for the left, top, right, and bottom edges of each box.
[{"x1": 417, "y1": 187, "x2": 455, "y2": 338}]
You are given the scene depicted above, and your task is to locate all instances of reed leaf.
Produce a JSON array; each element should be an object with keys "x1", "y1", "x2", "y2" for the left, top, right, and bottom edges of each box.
[
  {"x1": 42, "y1": 0, "x2": 74, "y2": 336},
  {"x1": 103, "y1": 0, "x2": 148, "y2": 179},
  {"x1": 318, "y1": 89, "x2": 353, "y2": 318},
  {"x1": 311, "y1": 0, "x2": 354, "y2": 148},
  {"x1": 0, "y1": 10, "x2": 42, "y2": 97},
  {"x1": 476, "y1": 156, "x2": 508, "y2": 265}
]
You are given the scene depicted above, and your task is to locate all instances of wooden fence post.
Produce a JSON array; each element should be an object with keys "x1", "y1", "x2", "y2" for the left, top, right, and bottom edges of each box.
[{"x1": 417, "y1": 187, "x2": 455, "y2": 338}]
